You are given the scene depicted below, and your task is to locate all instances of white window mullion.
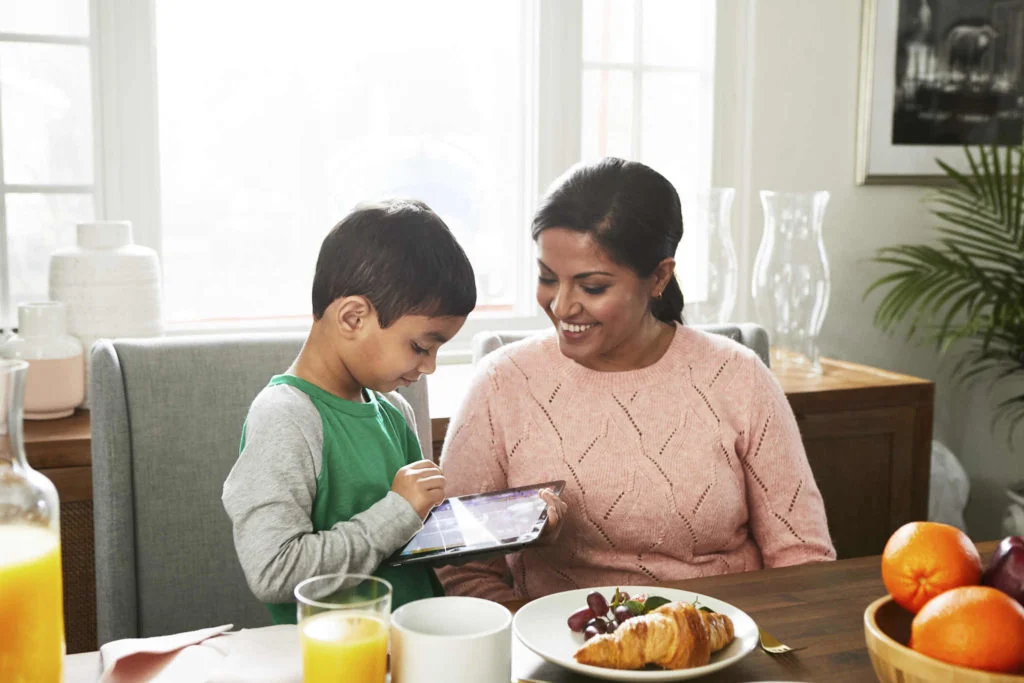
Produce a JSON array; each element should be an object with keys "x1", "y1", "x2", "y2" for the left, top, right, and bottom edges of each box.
[
  {"x1": 90, "y1": 0, "x2": 106, "y2": 221},
  {"x1": 0, "y1": 33, "x2": 89, "y2": 46},
  {"x1": 5, "y1": 184, "x2": 95, "y2": 194},
  {"x1": 583, "y1": 61, "x2": 699, "y2": 74},
  {"x1": 94, "y1": 0, "x2": 162, "y2": 254},
  {"x1": 522, "y1": 0, "x2": 585, "y2": 326},
  {"x1": 711, "y1": 0, "x2": 756, "y2": 322},
  {"x1": 538, "y1": 0, "x2": 583, "y2": 195},
  {"x1": 517, "y1": 0, "x2": 541, "y2": 318},
  {"x1": 631, "y1": 0, "x2": 644, "y2": 160}
]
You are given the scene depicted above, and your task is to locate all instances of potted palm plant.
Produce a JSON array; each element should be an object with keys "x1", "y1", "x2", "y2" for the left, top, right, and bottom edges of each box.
[{"x1": 865, "y1": 144, "x2": 1024, "y2": 532}]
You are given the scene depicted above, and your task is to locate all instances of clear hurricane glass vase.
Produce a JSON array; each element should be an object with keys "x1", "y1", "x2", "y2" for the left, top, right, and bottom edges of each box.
[
  {"x1": 752, "y1": 191, "x2": 831, "y2": 374},
  {"x1": 685, "y1": 188, "x2": 738, "y2": 325}
]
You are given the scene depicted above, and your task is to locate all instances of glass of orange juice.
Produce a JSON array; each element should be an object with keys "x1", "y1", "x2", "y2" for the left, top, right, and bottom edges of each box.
[{"x1": 295, "y1": 574, "x2": 392, "y2": 683}]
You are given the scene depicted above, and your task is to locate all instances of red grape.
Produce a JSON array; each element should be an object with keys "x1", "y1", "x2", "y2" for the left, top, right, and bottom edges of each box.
[
  {"x1": 583, "y1": 625, "x2": 601, "y2": 640},
  {"x1": 584, "y1": 617, "x2": 609, "y2": 634},
  {"x1": 586, "y1": 591, "x2": 609, "y2": 616},
  {"x1": 613, "y1": 605, "x2": 633, "y2": 624},
  {"x1": 567, "y1": 606, "x2": 595, "y2": 632}
]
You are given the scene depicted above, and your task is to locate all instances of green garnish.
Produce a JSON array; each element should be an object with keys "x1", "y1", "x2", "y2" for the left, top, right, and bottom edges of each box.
[
  {"x1": 692, "y1": 595, "x2": 716, "y2": 613},
  {"x1": 608, "y1": 587, "x2": 672, "y2": 616}
]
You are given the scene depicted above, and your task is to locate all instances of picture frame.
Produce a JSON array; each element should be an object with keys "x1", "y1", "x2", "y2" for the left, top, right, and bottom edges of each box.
[{"x1": 856, "y1": 0, "x2": 1024, "y2": 185}]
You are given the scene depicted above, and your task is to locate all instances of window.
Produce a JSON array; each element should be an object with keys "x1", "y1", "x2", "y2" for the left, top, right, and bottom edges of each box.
[
  {"x1": 36, "y1": 0, "x2": 720, "y2": 346},
  {"x1": 0, "y1": 0, "x2": 96, "y2": 328},
  {"x1": 153, "y1": 0, "x2": 536, "y2": 325},
  {"x1": 580, "y1": 0, "x2": 717, "y2": 302}
]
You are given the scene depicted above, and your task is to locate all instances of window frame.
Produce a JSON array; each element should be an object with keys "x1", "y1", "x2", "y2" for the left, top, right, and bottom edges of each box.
[
  {"x1": 0, "y1": 20, "x2": 98, "y2": 328},
  {"x1": 92, "y1": 0, "x2": 748, "y2": 356}
]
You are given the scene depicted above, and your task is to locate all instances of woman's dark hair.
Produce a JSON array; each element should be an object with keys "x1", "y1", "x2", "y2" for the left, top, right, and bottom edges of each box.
[
  {"x1": 312, "y1": 199, "x2": 476, "y2": 326},
  {"x1": 531, "y1": 157, "x2": 684, "y2": 324}
]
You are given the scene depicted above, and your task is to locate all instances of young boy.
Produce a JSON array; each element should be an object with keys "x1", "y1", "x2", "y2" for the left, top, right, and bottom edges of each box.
[{"x1": 222, "y1": 199, "x2": 476, "y2": 624}]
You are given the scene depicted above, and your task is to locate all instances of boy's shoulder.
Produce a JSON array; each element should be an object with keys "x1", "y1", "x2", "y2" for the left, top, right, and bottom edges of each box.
[{"x1": 247, "y1": 382, "x2": 320, "y2": 430}]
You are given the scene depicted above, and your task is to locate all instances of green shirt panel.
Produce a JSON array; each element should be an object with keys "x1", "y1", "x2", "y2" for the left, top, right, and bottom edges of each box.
[{"x1": 253, "y1": 374, "x2": 442, "y2": 624}]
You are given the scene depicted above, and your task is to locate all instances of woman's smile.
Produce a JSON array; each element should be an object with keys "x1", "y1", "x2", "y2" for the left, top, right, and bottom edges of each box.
[{"x1": 558, "y1": 320, "x2": 599, "y2": 341}]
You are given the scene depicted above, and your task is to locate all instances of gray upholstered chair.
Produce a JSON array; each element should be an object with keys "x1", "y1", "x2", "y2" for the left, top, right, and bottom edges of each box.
[
  {"x1": 89, "y1": 333, "x2": 432, "y2": 644},
  {"x1": 472, "y1": 323, "x2": 771, "y2": 366}
]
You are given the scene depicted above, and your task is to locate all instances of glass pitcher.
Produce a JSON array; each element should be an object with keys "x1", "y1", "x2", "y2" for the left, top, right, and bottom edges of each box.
[{"x1": 0, "y1": 359, "x2": 65, "y2": 682}]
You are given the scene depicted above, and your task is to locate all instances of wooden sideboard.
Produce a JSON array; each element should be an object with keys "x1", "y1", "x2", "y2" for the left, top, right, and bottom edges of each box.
[
  {"x1": 774, "y1": 358, "x2": 933, "y2": 559},
  {"x1": 26, "y1": 357, "x2": 932, "y2": 654}
]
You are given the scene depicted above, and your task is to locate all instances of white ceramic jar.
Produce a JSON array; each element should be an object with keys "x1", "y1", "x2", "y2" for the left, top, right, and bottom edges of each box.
[
  {"x1": 48, "y1": 221, "x2": 163, "y2": 404},
  {"x1": 0, "y1": 302, "x2": 85, "y2": 419}
]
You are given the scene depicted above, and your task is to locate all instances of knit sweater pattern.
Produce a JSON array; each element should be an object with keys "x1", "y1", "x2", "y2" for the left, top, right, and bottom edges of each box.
[{"x1": 436, "y1": 324, "x2": 836, "y2": 602}]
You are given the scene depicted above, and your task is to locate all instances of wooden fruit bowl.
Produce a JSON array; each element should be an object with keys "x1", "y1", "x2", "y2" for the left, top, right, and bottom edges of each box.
[{"x1": 864, "y1": 595, "x2": 1024, "y2": 683}]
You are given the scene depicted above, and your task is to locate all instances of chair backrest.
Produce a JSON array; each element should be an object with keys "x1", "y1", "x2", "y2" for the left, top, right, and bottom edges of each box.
[
  {"x1": 472, "y1": 323, "x2": 771, "y2": 367},
  {"x1": 89, "y1": 333, "x2": 431, "y2": 644}
]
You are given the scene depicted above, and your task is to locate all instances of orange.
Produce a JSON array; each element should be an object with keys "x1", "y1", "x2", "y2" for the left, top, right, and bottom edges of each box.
[
  {"x1": 881, "y1": 521, "x2": 981, "y2": 613},
  {"x1": 910, "y1": 585, "x2": 1024, "y2": 673}
]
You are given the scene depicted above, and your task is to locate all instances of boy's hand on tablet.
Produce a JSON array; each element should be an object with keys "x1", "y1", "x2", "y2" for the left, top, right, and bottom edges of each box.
[
  {"x1": 536, "y1": 488, "x2": 567, "y2": 545},
  {"x1": 392, "y1": 460, "x2": 446, "y2": 520}
]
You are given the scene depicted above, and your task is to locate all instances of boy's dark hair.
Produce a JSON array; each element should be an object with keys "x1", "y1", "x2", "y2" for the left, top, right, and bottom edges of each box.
[
  {"x1": 531, "y1": 157, "x2": 685, "y2": 324},
  {"x1": 312, "y1": 199, "x2": 477, "y2": 326}
]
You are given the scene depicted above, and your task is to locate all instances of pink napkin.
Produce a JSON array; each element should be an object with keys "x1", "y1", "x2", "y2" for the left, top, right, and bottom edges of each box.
[{"x1": 98, "y1": 624, "x2": 302, "y2": 683}]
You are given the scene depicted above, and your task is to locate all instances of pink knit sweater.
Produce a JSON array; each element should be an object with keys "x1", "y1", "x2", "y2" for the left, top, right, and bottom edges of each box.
[{"x1": 436, "y1": 324, "x2": 835, "y2": 602}]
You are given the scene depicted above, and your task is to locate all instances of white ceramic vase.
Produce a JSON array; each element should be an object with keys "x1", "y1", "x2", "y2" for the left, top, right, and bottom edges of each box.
[
  {"x1": 48, "y1": 221, "x2": 163, "y2": 405},
  {"x1": 0, "y1": 302, "x2": 84, "y2": 419}
]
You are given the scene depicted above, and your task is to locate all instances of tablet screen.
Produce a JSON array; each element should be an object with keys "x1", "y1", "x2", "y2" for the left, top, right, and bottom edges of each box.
[{"x1": 394, "y1": 481, "x2": 565, "y2": 562}]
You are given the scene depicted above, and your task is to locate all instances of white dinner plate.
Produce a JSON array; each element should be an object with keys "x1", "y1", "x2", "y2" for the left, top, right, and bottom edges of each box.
[{"x1": 513, "y1": 586, "x2": 758, "y2": 681}]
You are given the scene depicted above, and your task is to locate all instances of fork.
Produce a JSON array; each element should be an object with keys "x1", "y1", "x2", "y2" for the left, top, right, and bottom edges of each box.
[{"x1": 758, "y1": 627, "x2": 803, "y2": 656}]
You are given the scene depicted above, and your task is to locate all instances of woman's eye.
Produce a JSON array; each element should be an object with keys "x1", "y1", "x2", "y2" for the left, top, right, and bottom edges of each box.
[
  {"x1": 537, "y1": 276, "x2": 557, "y2": 286},
  {"x1": 411, "y1": 343, "x2": 429, "y2": 355},
  {"x1": 582, "y1": 285, "x2": 608, "y2": 295}
]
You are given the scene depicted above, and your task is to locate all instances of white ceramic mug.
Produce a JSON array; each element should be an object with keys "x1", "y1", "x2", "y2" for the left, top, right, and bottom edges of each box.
[{"x1": 390, "y1": 596, "x2": 512, "y2": 683}]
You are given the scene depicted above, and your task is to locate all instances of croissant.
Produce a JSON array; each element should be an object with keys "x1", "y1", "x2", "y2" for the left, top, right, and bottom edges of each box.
[{"x1": 574, "y1": 601, "x2": 735, "y2": 670}]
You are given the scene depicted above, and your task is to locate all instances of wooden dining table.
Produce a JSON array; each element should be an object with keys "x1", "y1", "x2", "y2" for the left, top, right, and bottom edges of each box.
[{"x1": 64, "y1": 541, "x2": 998, "y2": 682}]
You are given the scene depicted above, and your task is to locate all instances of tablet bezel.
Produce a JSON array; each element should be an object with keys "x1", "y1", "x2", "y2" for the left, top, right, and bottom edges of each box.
[{"x1": 387, "y1": 480, "x2": 566, "y2": 567}]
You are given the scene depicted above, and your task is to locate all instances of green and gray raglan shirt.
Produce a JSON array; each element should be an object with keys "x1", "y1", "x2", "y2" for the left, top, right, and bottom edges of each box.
[{"x1": 222, "y1": 375, "x2": 442, "y2": 624}]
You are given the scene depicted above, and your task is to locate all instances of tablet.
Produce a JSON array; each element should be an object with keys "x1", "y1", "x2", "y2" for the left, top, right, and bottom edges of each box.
[{"x1": 387, "y1": 480, "x2": 565, "y2": 567}]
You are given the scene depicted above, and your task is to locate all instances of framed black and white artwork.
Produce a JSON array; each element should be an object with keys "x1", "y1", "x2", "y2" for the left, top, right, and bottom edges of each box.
[{"x1": 856, "y1": 0, "x2": 1024, "y2": 184}]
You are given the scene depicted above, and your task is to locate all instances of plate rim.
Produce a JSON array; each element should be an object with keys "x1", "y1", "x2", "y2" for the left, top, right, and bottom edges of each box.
[{"x1": 512, "y1": 585, "x2": 758, "y2": 681}]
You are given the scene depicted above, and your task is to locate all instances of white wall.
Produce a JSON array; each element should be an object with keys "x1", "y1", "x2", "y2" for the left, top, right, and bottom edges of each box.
[{"x1": 715, "y1": 0, "x2": 1022, "y2": 540}]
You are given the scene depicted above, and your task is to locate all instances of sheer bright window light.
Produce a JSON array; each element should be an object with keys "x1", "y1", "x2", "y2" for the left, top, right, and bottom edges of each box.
[
  {"x1": 154, "y1": 1, "x2": 534, "y2": 325},
  {"x1": 581, "y1": 0, "x2": 716, "y2": 306}
]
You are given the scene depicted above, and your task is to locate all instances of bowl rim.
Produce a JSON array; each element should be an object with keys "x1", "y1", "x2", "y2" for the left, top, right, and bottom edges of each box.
[{"x1": 864, "y1": 594, "x2": 1024, "y2": 680}]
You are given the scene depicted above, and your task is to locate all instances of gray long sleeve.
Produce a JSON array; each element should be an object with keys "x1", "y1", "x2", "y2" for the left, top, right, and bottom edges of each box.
[{"x1": 222, "y1": 384, "x2": 423, "y2": 603}]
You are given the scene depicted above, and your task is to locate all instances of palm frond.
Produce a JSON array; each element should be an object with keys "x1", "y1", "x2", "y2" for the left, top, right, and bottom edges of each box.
[{"x1": 866, "y1": 144, "x2": 1024, "y2": 450}]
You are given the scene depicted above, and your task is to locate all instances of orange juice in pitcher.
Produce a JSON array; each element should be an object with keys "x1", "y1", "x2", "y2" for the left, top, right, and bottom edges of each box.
[
  {"x1": 0, "y1": 526, "x2": 64, "y2": 681},
  {"x1": 0, "y1": 359, "x2": 65, "y2": 683}
]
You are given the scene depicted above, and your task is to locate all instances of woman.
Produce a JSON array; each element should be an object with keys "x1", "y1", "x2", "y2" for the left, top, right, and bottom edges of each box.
[{"x1": 438, "y1": 158, "x2": 835, "y2": 602}]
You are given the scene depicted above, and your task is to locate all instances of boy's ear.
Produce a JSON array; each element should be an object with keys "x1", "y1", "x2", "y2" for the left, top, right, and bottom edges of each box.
[{"x1": 332, "y1": 296, "x2": 374, "y2": 337}]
